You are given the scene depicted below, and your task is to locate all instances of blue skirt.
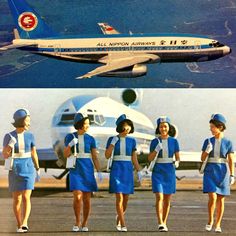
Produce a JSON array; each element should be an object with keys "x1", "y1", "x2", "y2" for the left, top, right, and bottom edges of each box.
[
  {"x1": 9, "y1": 158, "x2": 35, "y2": 192},
  {"x1": 152, "y1": 163, "x2": 176, "y2": 194},
  {"x1": 203, "y1": 163, "x2": 230, "y2": 196},
  {"x1": 69, "y1": 158, "x2": 98, "y2": 192},
  {"x1": 109, "y1": 161, "x2": 134, "y2": 194}
]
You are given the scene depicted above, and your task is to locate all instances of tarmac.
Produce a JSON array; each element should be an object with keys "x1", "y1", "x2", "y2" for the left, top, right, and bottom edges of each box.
[{"x1": 0, "y1": 177, "x2": 236, "y2": 236}]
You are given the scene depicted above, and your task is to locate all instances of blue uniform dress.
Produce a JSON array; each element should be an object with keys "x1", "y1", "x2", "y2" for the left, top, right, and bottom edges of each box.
[
  {"x1": 106, "y1": 136, "x2": 136, "y2": 194},
  {"x1": 3, "y1": 131, "x2": 36, "y2": 192},
  {"x1": 150, "y1": 137, "x2": 180, "y2": 194},
  {"x1": 64, "y1": 132, "x2": 98, "y2": 192},
  {"x1": 202, "y1": 137, "x2": 234, "y2": 196}
]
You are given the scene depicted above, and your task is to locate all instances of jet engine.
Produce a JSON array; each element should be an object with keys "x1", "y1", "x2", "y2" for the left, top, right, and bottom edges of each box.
[
  {"x1": 99, "y1": 64, "x2": 147, "y2": 78},
  {"x1": 121, "y1": 88, "x2": 143, "y2": 107}
]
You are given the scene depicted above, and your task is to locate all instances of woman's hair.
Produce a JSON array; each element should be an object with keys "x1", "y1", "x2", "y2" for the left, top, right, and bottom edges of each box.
[
  {"x1": 116, "y1": 119, "x2": 134, "y2": 134},
  {"x1": 210, "y1": 119, "x2": 226, "y2": 131},
  {"x1": 74, "y1": 117, "x2": 89, "y2": 130},
  {"x1": 155, "y1": 123, "x2": 176, "y2": 137},
  {"x1": 12, "y1": 117, "x2": 26, "y2": 128}
]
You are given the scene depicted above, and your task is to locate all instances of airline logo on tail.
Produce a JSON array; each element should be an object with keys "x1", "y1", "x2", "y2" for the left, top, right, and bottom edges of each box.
[{"x1": 18, "y1": 12, "x2": 38, "y2": 31}]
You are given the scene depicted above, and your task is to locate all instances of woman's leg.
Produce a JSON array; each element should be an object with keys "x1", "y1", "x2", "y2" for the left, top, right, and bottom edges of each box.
[
  {"x1": 155, "y1": 192, "x2": 164, "y2": 225},
  {"x1": 81, "y1": 192, "x2": 91, "y2": 227},
  {"x1": 73, "y1": 190, "x2": 83, "y2": 226},
  {"x1": 215, "y1": 194, "x2": 225, "y2": 228},
  {"x1": 116, "y1": 194, "x2": 129, "y2": 225},
  {"x1": 12, "y1": 191, "x2": 23, "y2": 228},
  {"x1": 21, "y1": 190, "x2": 32, "y2": 227},
  {"x1": 117, "y1": 194, "x2": 129, "y2": 226},
  {"x1": 163, "y1": 194, "x2": 171, "y2": 225},
  {"x1": 122, "y1": 194, "x2": 129, "y2": 214},
  {"x1": 116, "y1": 193, "x2": 126, "y2": 227},
  {"x1": 208, "y1": 192, "x2": 217, "y2": 225}
]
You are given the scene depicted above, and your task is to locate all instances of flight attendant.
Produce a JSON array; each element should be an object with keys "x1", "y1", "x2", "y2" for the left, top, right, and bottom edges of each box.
[
  {"x1": 148, "y1": 116, "x2": 180, "y2": 232},
  {"x1": 64, "y1": 113, "x2": 102, "y2": 232},
  {"x1": 201, "y1": 114, "x2": 234, "y2": 233},
  {"x1": 2, "y1": 109, "x2": 40, "y2": 233},
  {"x1": 105, "y1": 114, "x2": 143, "y2": 232}
]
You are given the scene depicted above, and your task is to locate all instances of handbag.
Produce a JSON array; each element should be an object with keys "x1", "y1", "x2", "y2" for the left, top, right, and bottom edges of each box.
[
  {"x1": 4, "y1": 133, "x2": 15, "y2": 170},
  {"x1": 199, "y1": 160, "x2": 208, "y2": 174},
  {"x1": 147, "y1": 137, "x2": 161, "y2": 172},
  {"x1": 4, "y1": 157, "x2": 13, "y2": 170},
  {"x1": 66, "y1": 134, "x2": 77, "y2": 169},
  {"x1": 106, "y1": 149, "x2": 114, "y2": 172},
  {"x1": 199, "y1": 139, "x2": 211, "y2": 174}
]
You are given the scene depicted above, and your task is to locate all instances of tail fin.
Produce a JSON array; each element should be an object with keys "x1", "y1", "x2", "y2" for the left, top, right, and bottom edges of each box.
[{"x1": 8, "y1": 0, "x2": 58, "y2": 39}]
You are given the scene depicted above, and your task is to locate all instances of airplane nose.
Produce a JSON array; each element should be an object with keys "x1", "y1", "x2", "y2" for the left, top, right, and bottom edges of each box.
[{"x1": 223, "y1": 46, "x2": 231, "y2": 56}]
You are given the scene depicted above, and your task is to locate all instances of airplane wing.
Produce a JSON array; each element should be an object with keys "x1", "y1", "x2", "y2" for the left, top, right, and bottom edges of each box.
[
  {"x1": 98, "y1": 23, "x2": 120, "y2": 35},
  {"x1": 36, "y1": 148, "x2": 61, "y2": 169},
  {"x1": 0, "y1": 43, "x2": 38, "y2": 51},
  {"x1": 178, "y1": 151, "x2": 201, "y2": 170},
  {"x1": 78, "y1": 54, "x2": 160, "y2": 79},
  {"x1": 36, "y1": 148, "x2": 58, "y2": 161}
]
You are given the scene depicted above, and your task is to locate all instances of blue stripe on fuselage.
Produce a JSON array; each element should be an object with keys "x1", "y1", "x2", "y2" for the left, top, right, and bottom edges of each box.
[
  {"x1": 34, "y1": 33, "x2": 211, "y2": 40},
  {"x1": 21, "y1": 44, "x2": 213, "y2": 53}
]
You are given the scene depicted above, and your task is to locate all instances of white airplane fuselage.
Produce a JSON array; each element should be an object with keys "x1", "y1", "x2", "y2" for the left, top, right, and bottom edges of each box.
[
  {"x1": 15, "y1": 34, "x2": 231, "y2": 64},
  {"x1": 4, "y1": 0, "x2": 231, "y2": 78},
  {"x1": 51, "y1": 95, "x2": 155, "y2": 170}
]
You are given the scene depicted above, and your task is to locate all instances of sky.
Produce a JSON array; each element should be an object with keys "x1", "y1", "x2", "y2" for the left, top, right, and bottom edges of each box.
[{"x1": 0, "y1": 89, "x2": 235, "y2": 151}]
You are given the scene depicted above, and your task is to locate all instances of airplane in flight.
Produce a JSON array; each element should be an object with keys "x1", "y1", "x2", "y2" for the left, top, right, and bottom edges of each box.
[
  {"x1": 0, "y1": 89, "x2": 202, "y2": 189},
  {"x1": 0, "y1": 0, "x2": 232, "y2": 79}
]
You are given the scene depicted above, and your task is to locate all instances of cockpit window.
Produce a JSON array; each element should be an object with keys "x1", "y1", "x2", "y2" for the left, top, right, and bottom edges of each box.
[
  {"x1": 209, "y1": 41, "x2": 224, "y2": 48},
  {"x1": 57, "y1": 109, "x2": 105, "y2": 126},
  {"x1": 58, "y1": 113, "x2": 75, "y2": 125},
  {"x1": 95, "y1": 114, "x2": 105, "y2": 125},
  {"x1": 87, "y1": 109, "x2": 105, "y2": 126}
]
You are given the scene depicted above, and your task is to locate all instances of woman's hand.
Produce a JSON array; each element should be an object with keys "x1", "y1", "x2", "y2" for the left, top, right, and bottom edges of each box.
[
  {"x1": 35, "y1": 169, "x2": 40, "y2": 182},
  {"x1": 110, "y1": 136, "x2": 119, "y2": 146},
  {"x1": 68, "y1": 138, "x2": 78, "y2": 147},
  {"x1": 137, "y1": 171, "x2": 143, "y2": 182},
  {"x1": 8, "y1": 136, "x2": 17, "y2": 148},
  {"x1": 230, "y1": 175, "x2": 235, "y2": 185},
  {"x1": 2, "y1": 146, "x2": 12, "y2": 159},
  {"x1": 174, "y1": 160, "x2": 180, "y2": 168}
]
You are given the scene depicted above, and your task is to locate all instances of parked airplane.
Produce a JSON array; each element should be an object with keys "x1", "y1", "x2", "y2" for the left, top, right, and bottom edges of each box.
[
  {"x1": 0, "y1": 0, "x2": 231, "y2": 79},
  {"x1": 37, "y1": 89, "x2": 203, "y2": 184},
  {"x1": 50, "y1": 90, "x2": 155, "y2": 182},
  {"x1": 0, "y1": 89, "x2": 202, "y2": 188}
]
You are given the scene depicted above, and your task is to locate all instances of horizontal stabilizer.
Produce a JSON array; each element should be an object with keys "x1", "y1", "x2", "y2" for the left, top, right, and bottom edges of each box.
[
  {"x1": 13, "y1": 28, "x2": 20, "y2": 39},
  {"x1": 0, "y1": 43, "x2": 37, "y2": 51},
  {"x1": 98, "y1": 23, "x2": 120, "y2": 35}
]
